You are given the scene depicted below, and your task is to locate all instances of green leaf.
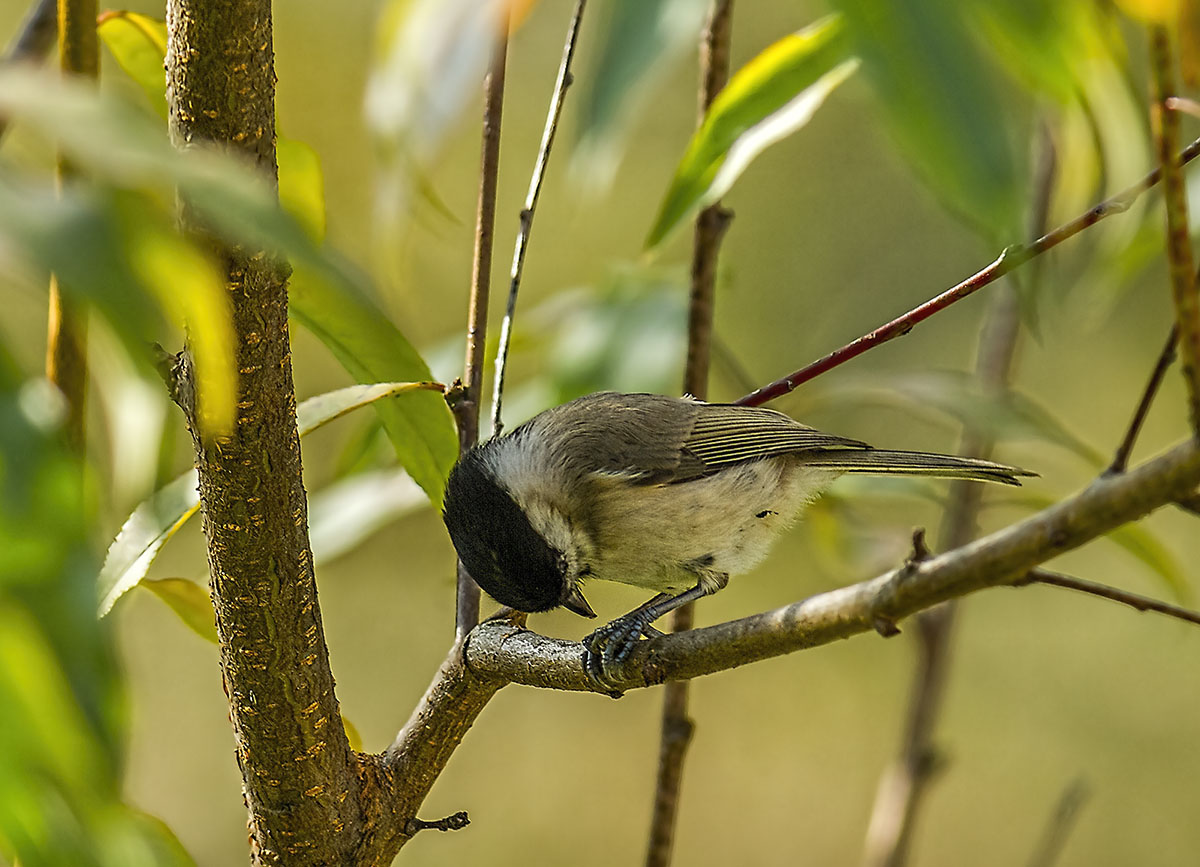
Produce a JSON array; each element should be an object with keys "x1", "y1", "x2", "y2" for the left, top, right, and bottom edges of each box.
[
  {"x1": 277, "y1": 137, "x2": 326, "y2": 242},
  {"x1": 646, "y1": 16, "x2": 856, "y2": 249},
  {"x1": 141, "y1": 578, "x2": 217, "y2": 644},
  {"x1": 98, "y1": 471, "x2": 201, "y2": 617},
  {"x1": 98, "y1": 11, "x2": 169, "y2": 119},
  {"x1": 99, "y1": 383, "x2": 443, "y2": 616},
  {"x1": 573, "y1": 0, "x2": 708, "y2": 190},
  {"x1": 829, "y1": 0, "x2": 1025, "y2": 239},
  {"x1": 290, "y1": 278, "x2": 458, "y2": 505}
]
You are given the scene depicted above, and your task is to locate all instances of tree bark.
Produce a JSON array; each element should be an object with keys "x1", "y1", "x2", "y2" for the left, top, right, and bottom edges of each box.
[{"x1": 165, "y1": 1, "x2": 362, "y2": 862}]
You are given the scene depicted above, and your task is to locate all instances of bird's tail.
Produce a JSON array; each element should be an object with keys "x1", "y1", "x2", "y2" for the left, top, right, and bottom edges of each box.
[{"x1": 798, "y1": 449, "x2": 1034, "y2": 486}]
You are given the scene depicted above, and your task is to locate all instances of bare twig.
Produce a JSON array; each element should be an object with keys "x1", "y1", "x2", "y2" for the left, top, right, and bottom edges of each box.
[
  {"x1": 1149, "y1": 26, "x2": 1200, "y2": 432},
  {"x1": 0, "y1": 0, "x2": 57, "y2": 142},
  {"x1": 403, "y1": 811, "x2": 470, "y2": 836},
  {"x1": 647, "y1": 4, "x2": 733, "y2": 866},
  {"x1": 735, "y1": 136, "x2": 1200, "y2": 408},
  {"x1": 454, "y1": 28, "x2": 508, "y2": 641},
  {"x1": 1110, "y1": 326, "x2": 1178, "y2": 474},
  {"x1": 1019, "y1": 568, "x2": 1200, "y2": 626},
  {"x1": 863, "y1": 125, "x2": 1051, "y2": 867},
  {"x1": 45, "y1": 0, "x2": 99, "y2": 453},
  {"x1": 489, "y1": 0, "x2": 587, "y2": 436},
  {"x1": 1025, "y1": 779, "x2": 1091, "y2": 867},
  {"x1": 466, "y1": 436, "x2": 1200, "y2": 691}
]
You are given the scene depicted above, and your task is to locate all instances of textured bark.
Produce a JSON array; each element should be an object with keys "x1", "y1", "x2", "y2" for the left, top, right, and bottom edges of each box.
[{"x1": 165, "y1": 1, "x2": 362, "y2": 862}]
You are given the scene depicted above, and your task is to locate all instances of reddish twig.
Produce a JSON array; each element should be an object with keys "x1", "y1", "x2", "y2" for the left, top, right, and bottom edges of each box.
[
  {"x1": 736, "y1": 136, "x2": 1200, "y2": 408},
  {"x1": 1019, "y1": 568, "x2": 1200, "y2": 626},
  {"x1": 489, "y1": 0, "x2": 588, "y2": 436},
  {"x1": 647, "y1": 4, "x2": 733, "y2": 867},
  {"x1": 453, "y1": 27, "x2": 508, "y2": 640}
]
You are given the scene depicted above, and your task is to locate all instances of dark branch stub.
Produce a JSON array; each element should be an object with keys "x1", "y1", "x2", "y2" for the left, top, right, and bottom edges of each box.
[{"x1": 404, "y1": 811, "x2": 471, "y2": 837}]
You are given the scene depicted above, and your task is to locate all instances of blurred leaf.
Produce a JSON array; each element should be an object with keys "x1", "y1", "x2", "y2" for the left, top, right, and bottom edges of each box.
[
  {"x1": 308, "y1": 469, "x2": 426, "y2": 565},
  {"x1": 1001, "y1": 492, "x2": 1189, "y2": 602},
  {"x1": 1113, "y1": 0, "x2": 1180, "y2": 24},
  {"x1": 829, "y1": 0, "x2": 1025, "y2": 239},
  {"x1": 817, "y1": 370, "x2": 1105, "y2": 467},
  {"x1": 341, "y1": 715, "x2": 364, "y2": 752},
  {"x1": 278, "y1": 138, "x2": 326, "y2": 241},
  {"x1": 98, "y1": 11, "x2": 169, "y2": 118},
  {"x1": 141, "y1": 578, "x2": 217, "y2": 644},
  {"x1": 290, "y1": 278, "x2": 458, "y2": 505},
  {"x1": 573, "y1": 0, "x2": 709, "y2": 190},
  {"x1": 99, "y1": 382, "x2": 442, "y2": 616},
  {"x1": 646, "y1": 17, "x2": 856, "y2": 249},
  {"x1": 98, "y1": 470, "x2": 200, "y2": 617}
]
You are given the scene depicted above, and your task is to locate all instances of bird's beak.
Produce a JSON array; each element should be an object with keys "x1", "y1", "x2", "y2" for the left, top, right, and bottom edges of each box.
[{"x1": 562, "y1": 586, "x2": 597, "y2": 619}]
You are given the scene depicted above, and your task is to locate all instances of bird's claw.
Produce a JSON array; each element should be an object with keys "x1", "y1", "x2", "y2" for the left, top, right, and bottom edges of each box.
[{"x1": 581, "y1": 613, "x2": 657, "y2": 695}]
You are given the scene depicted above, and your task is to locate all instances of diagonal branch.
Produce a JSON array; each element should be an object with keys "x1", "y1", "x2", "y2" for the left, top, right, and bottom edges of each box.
[
  {"x1": 736, "y1": 136, "x2": 1200, "y2": 408},
  {"x1": 466, "y1": 437, "x2": 1200, "y2": 691}
]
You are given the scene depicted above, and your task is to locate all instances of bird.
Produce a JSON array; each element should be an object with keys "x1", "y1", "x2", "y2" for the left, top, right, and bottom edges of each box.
[{"x1": 442, "y1": 391, "x2": 1032, "y2": 685}]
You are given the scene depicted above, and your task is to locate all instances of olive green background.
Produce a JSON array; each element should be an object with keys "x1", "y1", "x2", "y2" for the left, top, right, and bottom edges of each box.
[{"x1": 3, "y1": 0, "x2": 1198, "y2": 864}]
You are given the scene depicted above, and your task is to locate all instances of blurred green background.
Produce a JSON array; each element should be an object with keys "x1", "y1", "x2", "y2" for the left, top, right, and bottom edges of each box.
[{"x1": 3, "y1": 0, "x2": 1200, "y2": 864}]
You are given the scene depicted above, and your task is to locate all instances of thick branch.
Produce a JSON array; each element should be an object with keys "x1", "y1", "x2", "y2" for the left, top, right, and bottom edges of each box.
[
  {"x1": 736, "y1": 136, "x2": 1200, "y2": 407},
  {"x1": 466, "y1": 438, "x2": 1200, "y2": 691},
  {"x1": 166, "y1": 1, "x2": 359, "y2": 862}
]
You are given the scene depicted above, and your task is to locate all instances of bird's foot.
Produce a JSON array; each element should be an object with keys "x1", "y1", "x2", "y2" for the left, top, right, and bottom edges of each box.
[{"x1": 581, "y1": 614, "x2": 662, "y2": 695}]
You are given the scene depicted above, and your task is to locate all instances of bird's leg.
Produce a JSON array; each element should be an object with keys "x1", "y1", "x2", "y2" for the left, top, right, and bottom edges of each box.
[{"x1": 582, "y1": 571, "x2": 727, "y2": 690}]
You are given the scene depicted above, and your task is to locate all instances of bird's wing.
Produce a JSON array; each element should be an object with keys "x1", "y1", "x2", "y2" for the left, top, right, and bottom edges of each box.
[{"x1": 681, "y1": 403, "x2": 868, "y2": 475}]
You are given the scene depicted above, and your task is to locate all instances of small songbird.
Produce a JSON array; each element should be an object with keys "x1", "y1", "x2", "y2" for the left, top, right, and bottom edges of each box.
[{"x1": 442, "y1": 392, "x2": 1031, "y2": 681}]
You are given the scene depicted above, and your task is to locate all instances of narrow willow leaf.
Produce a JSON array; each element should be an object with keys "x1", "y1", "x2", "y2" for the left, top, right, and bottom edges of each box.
[
  {"x1": 341, "y1": 715, "x2": 364, "y2": 752},
  {"x1": 99, "y1": 383, "x2": 441, "y2": 616},
  {"x1": 830, "y1": 0, "x2": 1025, "y2": 239},
  {"x1": 290, "y1": 278, "x2": 458, "y2": 505},
  {"x1": 646, "y1": 16, "x2": 855, "y2": 249},
  {"x1": 277, "y1": 138, "x2": 326, "y2": 242},
  {"x1": 573, "y1": 0, "x2": 709, "y2": 190},
  {"x1": 97, "y1": 11, "x2": 169, "y2": 118},
  {"x1": 141, "y1": 578, "x2": 217, "y2": 644}
]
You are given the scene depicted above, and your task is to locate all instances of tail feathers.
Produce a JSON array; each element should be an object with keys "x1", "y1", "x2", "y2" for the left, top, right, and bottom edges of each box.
[{"x1": 798, "y1": 449, "x2": 1034, "y2": 486}]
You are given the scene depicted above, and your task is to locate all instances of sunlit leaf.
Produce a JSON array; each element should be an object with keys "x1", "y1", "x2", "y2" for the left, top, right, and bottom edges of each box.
[
  {"x1": 98, "y1": 383, "x2": 443, "y2": 616},
  {"x1": 829, "y1": 0, "x2": 1025, "y2": 239},
  {"x1": 98, "y1": 11, "x2": 169, "y2": 118},
  {"x1": 98, "y1": 471, "x2": 200, "y2": 617},
  {"x1": 646, "y1": 16, "x2": 856, "y2": 249},
  {"x1": 277, "y1": 138, "x2": 326, "y2": 241},
  {"x1": 341, "y1": 715, "x2": 364, "y2": 752},
  {"x1": 141, "y1": 578, "x2": 217, "y2": 644},
  {"x1": 573, "y1": 0, "x2": 708, "y2": 191},
  {"x1": 290, "y1": 278, "x2": 458, "y2": 505}
]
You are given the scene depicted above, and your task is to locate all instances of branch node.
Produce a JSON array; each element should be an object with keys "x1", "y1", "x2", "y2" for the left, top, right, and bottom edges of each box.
[
  {"x1": 873, "y1": 615, "x2": 901, "y2": 638},
  {"x1": 404, "y1": 811, "x2": 470, "y2": 837}
]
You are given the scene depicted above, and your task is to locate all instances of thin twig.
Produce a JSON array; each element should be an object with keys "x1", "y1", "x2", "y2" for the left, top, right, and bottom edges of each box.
[
  {"x1": 403, "y1": 811, "x2": 470, "y2": 836},
  {"x1": 454, "y1": 27, "x2": 508, "y2": 641},
  {"x1": 735, "y1": 135, "x2": 1200, "y2": 408},
  {"x1": 646, "y1": 4, "x2": 733, "y2": 867},
  {"x1": 1019, "y1": 568, "x2": 1200, "y2": 626},
  {"x1": 863, "y1": 124, "x2": 1051, "y2": 867},
  {"x1": 1025, "y1": 779, "x2": 1091, "y2": 867},
  {"x1": 1109, "y1": 326, "x2": 1178, "y2": 474},
  {"x1": 489, "y1": 0, "x2": 587, "y2": 436},
  {"x1": 1149, "y1": 26, "x2": 1200, "y2": 433}
]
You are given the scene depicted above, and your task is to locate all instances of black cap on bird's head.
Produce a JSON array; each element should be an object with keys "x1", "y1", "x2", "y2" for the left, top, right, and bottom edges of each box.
[{"x1": 443, "y1": 446, "x2": 595, "y2": 617}]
